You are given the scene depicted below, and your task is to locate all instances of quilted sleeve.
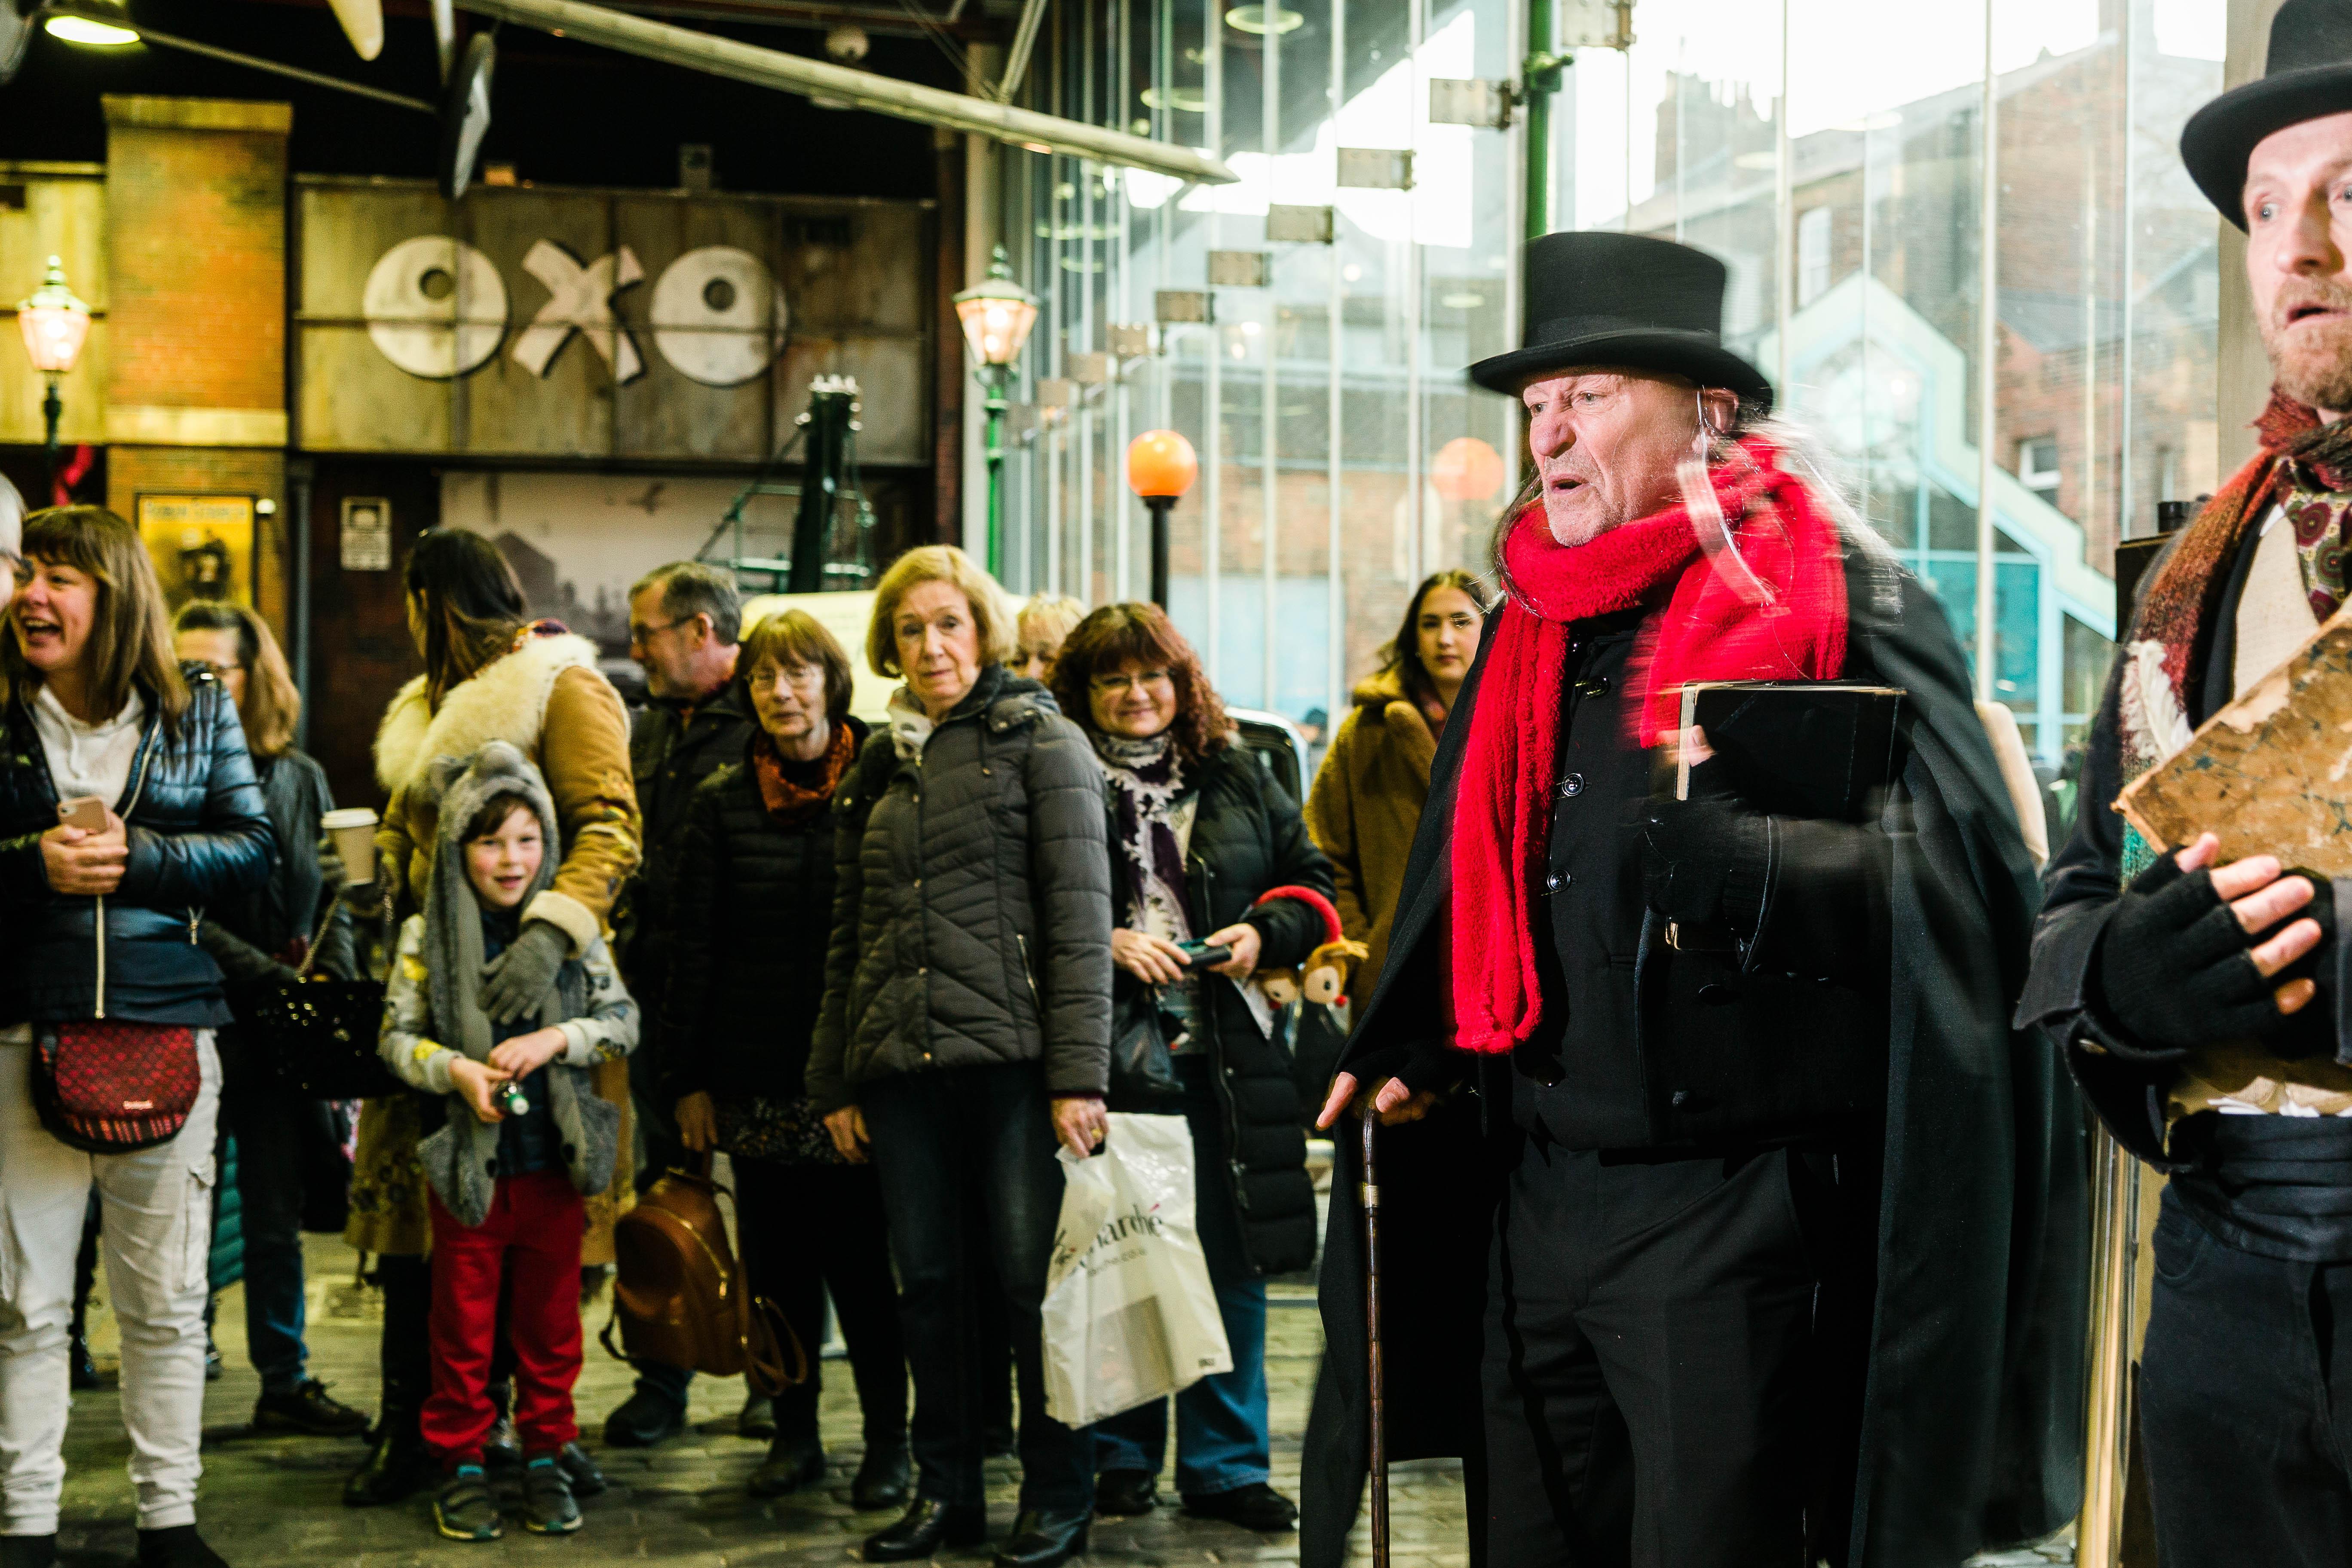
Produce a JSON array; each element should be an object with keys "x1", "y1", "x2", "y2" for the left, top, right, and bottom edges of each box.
[{"x1": 1025, "y1": 715, "x2": 1112, "y2": 1099}]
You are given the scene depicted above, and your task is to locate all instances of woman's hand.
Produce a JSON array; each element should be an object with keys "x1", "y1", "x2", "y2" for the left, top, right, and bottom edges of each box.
[
  {"x1": 1201, "y1": 922, "x2": 1262, "y2": 979},
  {"x1": 447, "y1": 1057, "x2": 511, "y2": 1124},
  {"x1": 40, "y1": 813, "x2": 126, "y2": 897},
  {"x1": 1315, "y1": 1071, "x2": 1440, "y2": 1130},
  {"x1": 825, "y1": 1105, "x2": 871, "y2": 1164},
  {"x1": 487, "y1": 1027, "x2": 565, "y2": 1079},
  {"x1": 1052, "y1": 1096, "x2": 1109, "y2": 1159},
  {"x1": 676, "y1": 1091, "x2": 717, "y2": 1153},
  {"x1": 1112, "y1": 928, "x2": 1193, "y2": 985}
]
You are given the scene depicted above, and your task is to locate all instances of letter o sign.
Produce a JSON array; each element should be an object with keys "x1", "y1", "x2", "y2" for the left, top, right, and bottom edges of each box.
[
  {"x1": 650, "y1": 246, "x2": 788, "y2": 387},
  {"x1": 363, "y1": 236, "x2": 508, "y2": 379}
]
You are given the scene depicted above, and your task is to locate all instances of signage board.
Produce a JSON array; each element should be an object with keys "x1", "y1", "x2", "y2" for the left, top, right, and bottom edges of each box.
[{"x1": 135, "y1": 493, "x2": 256, "y2": 614}]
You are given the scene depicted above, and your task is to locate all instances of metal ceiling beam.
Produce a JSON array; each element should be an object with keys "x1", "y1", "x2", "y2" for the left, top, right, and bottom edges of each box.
[{"x1": 454, "y1": 0, "x2": 1237, "y2": 182}]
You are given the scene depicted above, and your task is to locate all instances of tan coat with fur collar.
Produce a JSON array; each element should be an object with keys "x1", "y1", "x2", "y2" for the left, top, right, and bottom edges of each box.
[{"x1": 1303, "y1": 667, "x2": 1439, "y2": 1009}]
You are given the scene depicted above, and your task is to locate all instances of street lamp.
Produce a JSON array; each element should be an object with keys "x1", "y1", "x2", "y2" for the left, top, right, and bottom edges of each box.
[
  {"x1": 952, "y1": 245, "x2": 1039, "y2": 577},
  {"x1": 1126, "y1": 429, "x2": 1198, "y2": 609},
  {"x1": 17, "y1": 257, "x2": 92, "y2": 493}
]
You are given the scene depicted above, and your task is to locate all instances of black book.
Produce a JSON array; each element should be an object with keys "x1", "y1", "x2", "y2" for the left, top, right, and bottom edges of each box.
[{"x1": 1672, "y1": 681, "x2": 1905, "y2": 823}]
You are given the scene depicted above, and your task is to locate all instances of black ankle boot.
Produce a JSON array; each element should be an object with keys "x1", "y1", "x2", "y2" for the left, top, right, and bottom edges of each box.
[
  {"x1": 862, "y1": 1498, "x2": 987, "y2": 1563},
  {"x1": 0, "y1": 1535, "x2": 57, "y2": 1568},
  {"x1": 343, "y1": 1412, "x2": 429, "y2": 1507},
  {"x1": 991, "y1": 1508, "x2": 1091, "y2": 1568},
  {"x1": 136, "y1": 1526, "x2": 227, "y2": 1568},
  {"x1": 851, "y1": 1438, "x2": 911, "y2": 1511},
  {"x1": 747, "y1": 1435, "x2": 824, "y2": 1499}
]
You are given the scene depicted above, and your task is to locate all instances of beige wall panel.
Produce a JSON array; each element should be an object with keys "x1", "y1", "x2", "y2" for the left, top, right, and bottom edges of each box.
[
  {"x1": 611, "y1": 196, "x2": 776, "y2": 463},
  {"x1": 299, "y1": 327, "x2": 454, "y2": 452},
  {"x1": 459, "y1": 191, "x2": 616, "y2": 457},
  {"x1": 0, "y1": 169, "x2": 109, "y2": 447}
]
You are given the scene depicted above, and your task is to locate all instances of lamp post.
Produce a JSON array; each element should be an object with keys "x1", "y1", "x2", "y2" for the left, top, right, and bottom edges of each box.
[
  {"x1": 17, "y1": 257, "x2": 92, "y2": 497},
  {"x1": 952, "y1": 245, "x2": 1039, "y2": 578},
  {"x1": 1126, "y1": 429, "x2": 1198, "y2": 609}
]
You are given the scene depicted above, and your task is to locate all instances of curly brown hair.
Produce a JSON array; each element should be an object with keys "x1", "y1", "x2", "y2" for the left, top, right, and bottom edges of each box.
[{"x1": 1050, "y1": 602, "x2": 1231, "y2": 769}]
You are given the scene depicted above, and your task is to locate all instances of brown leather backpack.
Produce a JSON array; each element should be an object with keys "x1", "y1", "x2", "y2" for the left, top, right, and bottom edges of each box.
[{"x1": 601, "y1": 1157, "x2": 805, "y2": 1395}]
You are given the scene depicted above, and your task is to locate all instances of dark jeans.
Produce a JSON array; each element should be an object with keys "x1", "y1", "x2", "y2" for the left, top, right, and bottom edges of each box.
[
  {"x1": 1480, "y1": 1138, "x2": 1853, "y2": 1568},
  {"x1": 2141, "y1": 1185, "x2": 2352, "y2": 1565},
  {"x1": 222, "y1": 1069, "x2": 312, "y2": 1396},
  {"x1": 734, "y1": 1157, "x2": 908, "y2": 1446},
  {"x1": 861, "y1": 1062, "x2": 1092, "y2": 1513}
]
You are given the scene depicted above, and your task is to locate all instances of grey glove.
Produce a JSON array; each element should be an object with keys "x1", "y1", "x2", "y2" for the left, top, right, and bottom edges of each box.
[{"x1": 480, "y1": 919, "x2": 569, "y2": 1024}]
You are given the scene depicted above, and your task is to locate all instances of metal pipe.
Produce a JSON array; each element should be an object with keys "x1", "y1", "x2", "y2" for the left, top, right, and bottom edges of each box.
[
  {"x1": 2077, "y1": 1124, "x2": 2140, "y2": 1568},
  {"x1": 454, "y1": 0, "x2": 1238, "y2": 183},
  {"x1": 1261, "y1": 0, "x2": 1279, "y2": 711},
  {"x1": 45, "y1": 9, "x2": 439, "y2": 113},
  {"x1": 1326, "y1": 0, "x2": 1346, "y2": 746},
  {"x1": 1363, "y1": 1114, "x2": 1389, "y2": 1568}
]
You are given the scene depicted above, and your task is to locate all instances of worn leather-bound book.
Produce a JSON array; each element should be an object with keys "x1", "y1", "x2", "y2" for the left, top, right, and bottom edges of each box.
[
  {"x1": 2117, "y1": 607, "x2": 2352, "y2": 876},
  {"x1": 1674, "y1": 681, "x2": 1906, "y2": 823}
]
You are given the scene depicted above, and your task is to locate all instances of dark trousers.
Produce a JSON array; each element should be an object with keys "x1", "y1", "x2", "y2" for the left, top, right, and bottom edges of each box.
[
  {"x1": 222, "y1": 1070, "x2": 312, "y2": 1395},
  {"x1": 734, "y1": 1158, "x2": 909, "y2": 1446},
  {"x1": 861, "y1": 1063, "x2": 1092, "y2": 1514},
  {"x1": 1480, "y1": 1138, "x2": 1842, "y2": 1568},
  {"x1": 2141, "y1": 1185, "x2": 2352, "y2": 1565},
  {"x1": 423, "y1": 1171, "x2": 585, "y2": 1467}
]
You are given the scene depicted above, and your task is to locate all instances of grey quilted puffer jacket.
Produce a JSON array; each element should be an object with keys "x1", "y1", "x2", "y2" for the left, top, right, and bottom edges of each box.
[{"x1": 807, "y1": 664, "x2": 1112, "y2": 1111}]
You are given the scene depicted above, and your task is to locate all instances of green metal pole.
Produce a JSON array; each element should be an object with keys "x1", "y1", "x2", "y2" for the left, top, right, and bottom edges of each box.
[
  {"x1": 982, "y1": 366, "x2": 1008, "y2": 578},
  {"x1": 1522, "y1": 4, "x2": 1565, "y2": 240},
  {"x1": 41, "y1": 375, "x2": 61, "y2": 500}
]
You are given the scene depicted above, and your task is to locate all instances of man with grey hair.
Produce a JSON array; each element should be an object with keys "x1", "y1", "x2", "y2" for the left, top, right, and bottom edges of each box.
[{"x1": 602, "y1": 559, "x2": 758, "y2": 1448}]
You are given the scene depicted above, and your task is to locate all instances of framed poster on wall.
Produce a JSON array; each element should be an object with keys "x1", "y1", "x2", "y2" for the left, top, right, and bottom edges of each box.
[{"x1": 136, "y1": 493, "x2": 257, "y2": 615}]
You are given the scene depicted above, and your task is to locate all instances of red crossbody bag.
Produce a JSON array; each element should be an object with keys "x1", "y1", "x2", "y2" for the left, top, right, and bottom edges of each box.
[{"x1": 31, "y1": 1020, "x2": 203, "y2": 1153}]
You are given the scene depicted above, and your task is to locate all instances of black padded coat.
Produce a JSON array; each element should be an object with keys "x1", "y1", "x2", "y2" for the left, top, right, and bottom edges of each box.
[
  {"x1": 808, "y1": 665, "x2": 1111, "y2": 1111},
  {"x1": 0, "y1": 665, "x2": 276, "y2": 1028}
]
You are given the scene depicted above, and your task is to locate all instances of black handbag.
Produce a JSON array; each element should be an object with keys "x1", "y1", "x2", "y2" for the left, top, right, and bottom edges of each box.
[
  {"x1": 242, "y1": 887, "x2": 403, "y2": 1101},
  {"x1": 1108, "y1": 985, "x2": 1185, "y2": 1112}
]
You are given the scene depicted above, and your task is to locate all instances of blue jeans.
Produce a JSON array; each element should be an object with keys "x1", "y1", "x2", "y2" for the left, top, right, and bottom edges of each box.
[
  {"x1": 1092, "y1": 1056, "x2": 1271, "y2": 1496},
  {"x1": 222, "y1": 1068, "x2": 309, "y2": 1396},
  {"x1": 861, "y1": 1062, "x2": 1093, "y2": 1514}
]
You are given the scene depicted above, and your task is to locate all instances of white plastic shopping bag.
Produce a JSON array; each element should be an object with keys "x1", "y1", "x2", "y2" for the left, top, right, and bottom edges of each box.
[{"x1": 1040, "y1": 1111, "x2": 1234, "y2": 1426}]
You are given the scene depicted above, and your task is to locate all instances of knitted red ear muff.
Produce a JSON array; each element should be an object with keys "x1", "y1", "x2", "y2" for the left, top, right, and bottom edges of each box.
[{"x1": 1252, "y1": 885, "x2": 1341, "y2": 947}]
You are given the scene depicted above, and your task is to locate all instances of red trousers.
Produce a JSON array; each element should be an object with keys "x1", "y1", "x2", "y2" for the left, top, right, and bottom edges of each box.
[{"x1": 423, "y1": 1169, "x2": 584, "y2": 1467}]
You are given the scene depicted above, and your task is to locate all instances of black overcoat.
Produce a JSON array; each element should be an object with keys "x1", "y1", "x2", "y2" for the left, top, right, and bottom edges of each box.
[{"x1": 1298, "y1": 535, "x2": 2089, "y2": 1567}]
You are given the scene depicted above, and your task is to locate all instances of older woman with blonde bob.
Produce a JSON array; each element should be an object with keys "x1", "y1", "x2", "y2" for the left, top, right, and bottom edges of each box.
[{"x1": 808, "y1": 546, "x2": 1111, "y2": 1568}]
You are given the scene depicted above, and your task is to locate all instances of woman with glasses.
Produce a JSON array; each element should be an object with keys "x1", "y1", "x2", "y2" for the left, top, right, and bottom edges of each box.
[
  {"x1": 1048, "y1": 603, "x2": 1333, "y2": 1535},
  {"x1": 665, "y1": 609, "x2": 908, "y2": 1510}
]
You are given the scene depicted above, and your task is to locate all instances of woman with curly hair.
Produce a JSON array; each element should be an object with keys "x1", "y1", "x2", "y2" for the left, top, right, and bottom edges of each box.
[{"x1": 1048, "y1": 603, "x2": 1333, "y2": 1535}]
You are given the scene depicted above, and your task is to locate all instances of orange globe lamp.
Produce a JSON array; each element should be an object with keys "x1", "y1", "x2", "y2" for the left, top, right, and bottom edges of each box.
[
  {"x1": 1126, "y1": 429, "x2": 1199, "y2": 607},
  {"x1": 1431, "y1": 435, "x2": 1506, "y2": 504}
]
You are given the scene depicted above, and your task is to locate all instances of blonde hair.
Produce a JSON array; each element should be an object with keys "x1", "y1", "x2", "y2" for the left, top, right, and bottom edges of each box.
[
  {"x1": 3, "y1": 507, "x2": 190, "y2": 735},
  {"x1": 866, "y1": 545, "x2": 1017, "y2": 677},
  {"x1": 1016, "y1": 594, "x2": 1086, "y2": 652},
  {"x1": 174, "y1": 601, "x2": 300, "y2": 758}
]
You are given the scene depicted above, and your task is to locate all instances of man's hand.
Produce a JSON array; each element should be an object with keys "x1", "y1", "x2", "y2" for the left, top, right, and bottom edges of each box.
[
  {"x1": 1200, "y1": 922, "x2": 1262, "y2": 978},
  {"x1": 2097, "y1": 833, "x2": 2324, "y2": 1053},
  {"x1": 479, "y1": 920, "x2": 568, "y2": 1024},
  {"x1": 1315, "y1": 1071, "x2": 1440, "y2": 1130},
  {"x1": 41, "y1": 813, "x2": 126, "y2": 897},
  {"x1": 1112, "y1": 929, "x2": 1192, "y2": 985},
  {"x1": 487, "y1": 1026, "x2": 565, "y2": 1079},
  {"x1": 676, "y1": 1091, "x2": 717, "y2": 1153},
  {"x1": 1052, "y1": 1095, "x2": 1110, "y2": 1158},
  {"x1": 448, "y1": 1057, "x2": 511, "y2": 1124},
  {"x1": 1642, "y1": 736, "x2": 1768, "y2": 934},
  {"x1": 824, "y1": 1105, "x2": 870, "y2": 1164}
]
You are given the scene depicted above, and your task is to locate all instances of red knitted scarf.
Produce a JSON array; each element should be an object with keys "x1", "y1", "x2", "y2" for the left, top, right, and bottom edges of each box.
[{"x1": 1449, "y1": 435, "x2": 1850, "y2": 1055}]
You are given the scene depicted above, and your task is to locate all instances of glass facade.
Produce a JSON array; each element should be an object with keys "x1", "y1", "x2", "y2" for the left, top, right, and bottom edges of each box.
[{"x1": 991, "y1": 0, "x2": 2226, "y2": 763}]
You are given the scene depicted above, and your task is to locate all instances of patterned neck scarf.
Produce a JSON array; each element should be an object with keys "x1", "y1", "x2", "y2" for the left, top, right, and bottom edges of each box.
[
  {"x1": 750, "y1": 720, "x2": 854, "y2": 827},
  {"x1": 1092, "y1": 729, "x2": 1193, "y2": 946},
  {"x1": 2281, "y1": 447, "x2": 2352, "y2": 621}
]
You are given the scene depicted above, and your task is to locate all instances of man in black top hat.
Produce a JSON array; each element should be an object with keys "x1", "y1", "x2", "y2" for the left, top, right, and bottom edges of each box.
[
  {"x1": 1294, "y1": 230, "x2": 2087, "y2": 1567},
  {"x1": 2021, "y1": 1, "x2": 2352, "y2": 1559}
]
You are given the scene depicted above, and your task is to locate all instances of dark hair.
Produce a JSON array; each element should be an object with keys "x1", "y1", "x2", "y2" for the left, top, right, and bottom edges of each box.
[
  {"x1": 2, "y1": 506, "x2": 189, "y2": 734},
  {"x1": 1382, "y1": 570, "x2": 1491, "y2": 708},
  {"x1": 174, "y1": 601, "x2": 300, "y2": 758},
  {"x1": 460, "y1": 790, "x2": 540, "y2": 845},
  {"x1": 631, "y1": 560, "x2": 743, "y2": 646},
  {"x1": 1050, "y1": 602, "x2": 1231, "y2": 769},
  {"x1": 740, "y1": 608, "x2": 854, "y2": 726},
  {"x1": 404, "y1": 530, "x2": 527, "y2": 706}
]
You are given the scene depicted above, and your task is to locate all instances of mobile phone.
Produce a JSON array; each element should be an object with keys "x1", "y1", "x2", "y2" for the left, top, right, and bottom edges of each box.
[
  {"x1": 1177, "y1": 939, "x2": 1232, "y2": 969},
  {"x1": 57, "y1": 796, "x2": 107, "y2": 833}
]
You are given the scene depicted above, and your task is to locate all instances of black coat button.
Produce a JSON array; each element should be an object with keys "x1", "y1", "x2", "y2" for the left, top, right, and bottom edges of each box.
[
  {"x1": 1670, "y1": 1089, "x2": 1690, "y2": 1107},
  {"x1": 1697, "y1": 983, "x2": 1736, "y2": 1005},
  {"x1": 1543, "y1": 870, "x2": 1568, "y2": 894},
  {"x1": 1557, "y1": 773, "x2": 1585, "y2": 799}
]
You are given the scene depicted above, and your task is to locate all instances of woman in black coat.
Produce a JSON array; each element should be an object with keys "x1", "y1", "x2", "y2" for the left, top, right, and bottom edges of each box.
[
  {"x1": 0, "y1": 506, "x2": 275, "y2": 1568},
  {"x1": 666, "y1": 609, "x2": 907, "y2": 1509},
  {"x1": 1048, "y1": 603, "x2": 1335, "y2": 1535}
]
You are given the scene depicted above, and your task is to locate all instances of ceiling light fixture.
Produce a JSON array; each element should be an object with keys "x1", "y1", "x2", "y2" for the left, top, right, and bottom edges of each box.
[
  {"x1": 44, "y1": 11, "x2": 139, "y2": 45},
  {"x1": 1224, "y1": 5, "x2": 1304, "y2": 34}
]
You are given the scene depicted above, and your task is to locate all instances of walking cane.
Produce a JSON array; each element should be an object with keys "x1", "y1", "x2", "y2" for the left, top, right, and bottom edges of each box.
[{"x1": 1363, "y1": 1112, "x2": 1390, "y2": 1568}]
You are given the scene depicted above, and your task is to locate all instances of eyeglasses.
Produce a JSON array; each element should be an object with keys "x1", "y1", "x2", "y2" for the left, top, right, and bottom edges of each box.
[
  {"x1": 1090, "y1": 669, "x2": 1174, "y2": 695},
  {"x1": 756, "y1": 662, "x2": 827, "y2": 689},
  {"x1": 628, "y1": 616, "x2": 689, "y2": 646}
]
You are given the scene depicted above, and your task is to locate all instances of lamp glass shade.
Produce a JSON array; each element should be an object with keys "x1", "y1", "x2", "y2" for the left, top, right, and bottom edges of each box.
[
  {"x1": 1431, "y1": 435, "x2": 1506, "y2": 503},
  {"x1": 1127, "y1": 429, "x2": 1199, "y2": 498},
  {"x1": 955, "y1": 293, "x2": 1039, "y2": 368},
  {"x1": 16, "y1": 258, "x2": 91, "y2": 376}
]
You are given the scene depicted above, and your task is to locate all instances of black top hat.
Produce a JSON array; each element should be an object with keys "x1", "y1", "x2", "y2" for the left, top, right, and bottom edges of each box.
[
  {"x1": 2180, "y1": 0, "x2": 2352, "y2": 230},
  {"x1": 1467, "y1": 231, "x2": 1773, "y2": 412}
]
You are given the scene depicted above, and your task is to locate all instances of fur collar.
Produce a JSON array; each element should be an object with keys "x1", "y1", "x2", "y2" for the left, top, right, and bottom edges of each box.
[{"x1": 374, "y1": 632, "x2": 603, "y2": 799}]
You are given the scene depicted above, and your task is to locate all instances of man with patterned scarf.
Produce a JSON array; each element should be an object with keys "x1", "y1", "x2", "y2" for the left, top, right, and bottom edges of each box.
[
  {"x1": 1295, "y1": 229, "x2": 2085, "y2": 1568},
  {"x1": 2019, "y1": 2, "x2": 2352, "y2": 1557}
]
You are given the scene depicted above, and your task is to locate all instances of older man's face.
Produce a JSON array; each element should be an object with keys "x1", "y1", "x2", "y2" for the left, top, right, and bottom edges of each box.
[
  {"x1": 1522, "y1": 368, "x2": 1712, "y2": 548},
  {"x1": 2246, "y1": 111, "x2": 2352, "y2": 416}
]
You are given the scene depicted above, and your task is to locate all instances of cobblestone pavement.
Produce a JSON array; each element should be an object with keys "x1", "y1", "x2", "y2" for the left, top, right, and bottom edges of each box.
[{"x1": 57, "y1": 1235, "x2": 1463, "y2": 1568}]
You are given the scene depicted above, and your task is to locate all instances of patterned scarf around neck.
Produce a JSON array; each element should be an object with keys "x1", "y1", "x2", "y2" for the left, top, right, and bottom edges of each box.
[
  {"x1": 1094, "y1": 729, "x2": 1194, "y2": 946},
  {"x1": 750, "y1": 719, "x2": 854, "y2": 826}
]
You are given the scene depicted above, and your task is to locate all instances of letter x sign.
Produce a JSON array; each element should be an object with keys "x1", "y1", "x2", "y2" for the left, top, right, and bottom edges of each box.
[{"x1": 512, "y1": 240, "x2": 645, "y2": 381}]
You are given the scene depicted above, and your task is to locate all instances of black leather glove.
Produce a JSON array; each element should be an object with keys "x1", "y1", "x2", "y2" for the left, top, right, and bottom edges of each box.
[
  {"x1": 2095, "y1": 853, "x2": 2322, "y2": 1055},
  {"x1": 1642, "y1": 757, "x2": 1770, "y2": 937},
  {"x1": 479, "y1": 919, "x2": 570, "y2": 1024}
]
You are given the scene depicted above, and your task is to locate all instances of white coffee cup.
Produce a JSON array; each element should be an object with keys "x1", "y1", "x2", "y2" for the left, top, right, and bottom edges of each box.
[{"x1": 322, "y1": 806, "x2": 380, "y2": 887}]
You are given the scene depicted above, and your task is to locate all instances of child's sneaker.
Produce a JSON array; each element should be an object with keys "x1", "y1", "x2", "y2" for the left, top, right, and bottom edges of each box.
[
  {"x1": 522, "y1": 1455, "x2": 582, "y2": 1535},
  {"x1": 435, "y1": 1466, "x2": 504, "y2": 1541}
]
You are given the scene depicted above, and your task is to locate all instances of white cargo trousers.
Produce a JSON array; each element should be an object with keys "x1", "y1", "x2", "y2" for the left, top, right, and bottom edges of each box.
[{"x1": 0, "y1": 1034, "x2": 220, "y2": 1536}]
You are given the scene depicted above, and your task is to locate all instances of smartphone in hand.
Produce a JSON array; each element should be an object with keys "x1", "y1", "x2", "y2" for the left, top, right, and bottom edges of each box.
[
  {"x1": 56, "y1": 796, "x2": 108, "y2": 834},
  {"x1": 1176, "y1": 939, "x2": 1233, "y2": 970}
]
